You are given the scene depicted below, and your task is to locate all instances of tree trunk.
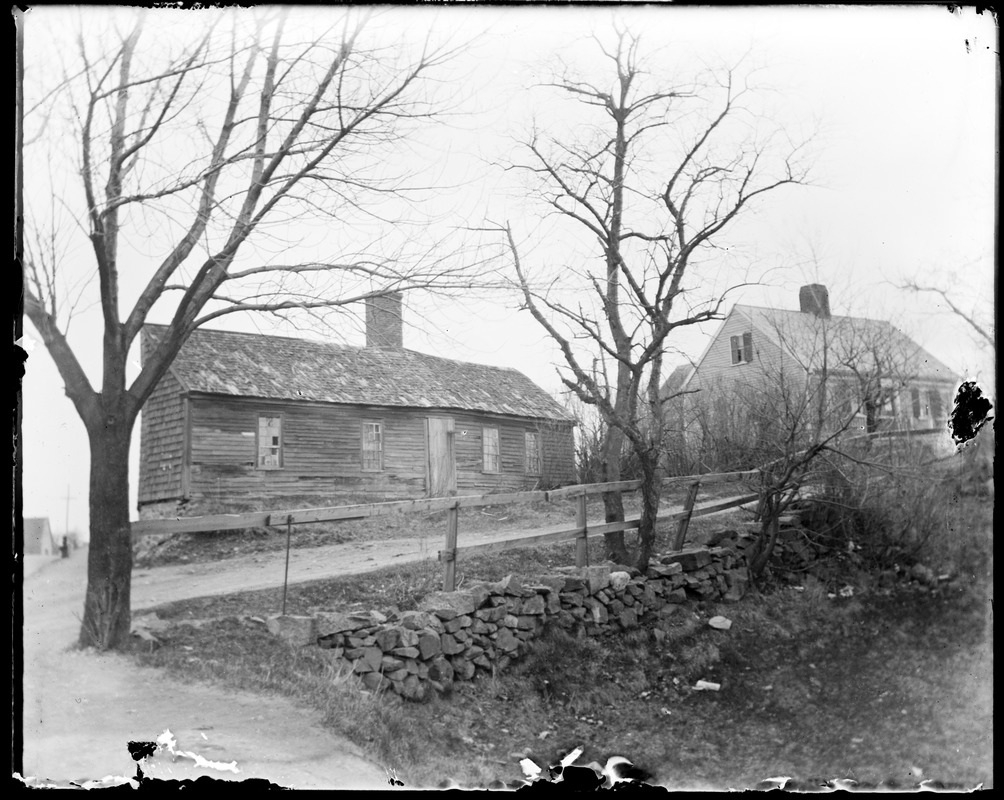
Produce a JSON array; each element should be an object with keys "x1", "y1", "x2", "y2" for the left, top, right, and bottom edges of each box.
[
  {"x1": 600, "y1": 425, "x2": 630, "y2": 563},
  {"x1": 79, "y1": 421, "x2": 134, "y2": 649},
  {"x1": 634, "y1": 463, "x2": 662, "y2": 573},
  {"x1": 749, "y1": 493, "x2": 780, "y2": 579},
  {"x1": 865, "y1": 400, "x2": 878, "y2": 434}
]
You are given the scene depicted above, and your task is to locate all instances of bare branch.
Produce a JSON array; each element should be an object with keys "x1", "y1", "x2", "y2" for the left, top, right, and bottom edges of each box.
[{"x1": 899, "y1": 280, "x2": 994, "y2": 347}]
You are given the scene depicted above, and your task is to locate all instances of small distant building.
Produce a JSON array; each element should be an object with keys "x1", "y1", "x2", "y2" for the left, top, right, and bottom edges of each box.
[
  {"x1": 138, "y1": 294, "x2": 577, "y2": 517},
  {"x1": 24, "y1": 517, "x2": 56, "y2": 556}
]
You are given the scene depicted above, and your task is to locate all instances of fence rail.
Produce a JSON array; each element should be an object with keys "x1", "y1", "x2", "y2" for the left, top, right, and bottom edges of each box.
[
  {"x1": 844, "y1": 427, "x2": 944, "y2": 443},
  {"x1": 131, "y1": 468, "x2": 767, "y2": 592},
  {"x1": 132, "y1": 490, "x2": 550, "y2": 537}
]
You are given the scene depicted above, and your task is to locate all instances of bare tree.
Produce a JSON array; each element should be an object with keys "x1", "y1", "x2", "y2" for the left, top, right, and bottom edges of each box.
[
  {"x1": 21, "y1": 8, "x2": 476, "y2": 649},
  {"x1": 496, "y1": 29, "x2": 809, "y2": 570}
]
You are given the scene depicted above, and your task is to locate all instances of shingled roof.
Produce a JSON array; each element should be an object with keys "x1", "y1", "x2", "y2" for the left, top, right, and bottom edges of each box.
[
  {"x1": 144, "y1": 324, "x2": 574, "y2": 422},
  {"x1": 734, "y1": 304, "x2": 957, "y2": 383}
]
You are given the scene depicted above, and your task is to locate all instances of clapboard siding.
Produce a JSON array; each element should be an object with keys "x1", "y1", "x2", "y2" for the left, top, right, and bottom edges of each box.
[
  {"x1": 172, "y1": 394, "x2": 576, "y2": 508},
  {"x1": 138, "y1": 367, "x2": 186, "y2": 503},
  {"x1": 688, "y1": 307, "x2": 802, "y2": 396},
  {"x1": 452, "y1": 414, "x2": 576, "y2": 493}
]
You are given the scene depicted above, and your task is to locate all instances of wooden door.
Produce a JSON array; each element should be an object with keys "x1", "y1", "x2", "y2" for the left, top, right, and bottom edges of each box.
[{"x1": 426, "y1": 417, "x2": 456, "y2": 497}]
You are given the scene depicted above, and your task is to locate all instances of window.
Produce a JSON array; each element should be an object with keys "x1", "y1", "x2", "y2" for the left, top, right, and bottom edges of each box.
[
  {"x1": 482, "y1": 426, "x2": 500, "y2": 473},
  {"x1": 879, "y1": 390, "x2": 897, "y2": 417},
  {"x1": 911, "y1": 387, "x2": 930, "y2": 419},
  {"x1": 362, "y1": 422, "x2": 383, "y2": 471},
  {"x1": 525, "y1": 431, "x2": 541, "y2": 475},
  {"x1": 257, "y1": 415, "x2": 282, "y2": 469},
  {"x1": 830, "y1": 381, "x2": 859, "y2": 416},
  {"x1": 928, "y1": 389, "x2": 944, "y2": 420},
  {"x1": 730, "y1": 332, "x2": 753, "y2": 365}
]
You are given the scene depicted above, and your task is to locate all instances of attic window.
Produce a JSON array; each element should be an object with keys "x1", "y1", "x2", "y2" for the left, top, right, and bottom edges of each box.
[
  {"x1": 911, "y1": 387, "x2": 930, "y2": 419},
  {"x1": 362, "y1": 421, "x2": 383, "y2": 471},
  {"x1": 257, "y1": 415, "x2": 282, "y2": 470},
  {"x1": 483, "y1": 426, "x2": 500, "y2": 473},
  {"x1": 730, "y1": 332, "x2": 753, "y2": 365}
]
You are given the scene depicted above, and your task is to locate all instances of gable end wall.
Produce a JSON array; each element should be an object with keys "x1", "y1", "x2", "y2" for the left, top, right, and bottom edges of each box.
[
  {"x1": 138, "y1": 368, "x2": 187, "y2": 505},
  {"x1": 688, "y1": 311, "x2": 801, "y2": 397}
]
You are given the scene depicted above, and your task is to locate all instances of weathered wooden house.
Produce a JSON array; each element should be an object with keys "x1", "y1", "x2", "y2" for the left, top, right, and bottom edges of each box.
[
  {"x1": 666, "y1": 284, "x2": 958, "y2": 438},
  {"x1": 138, "y1": 295, "x2": 576, "y2": 517}
]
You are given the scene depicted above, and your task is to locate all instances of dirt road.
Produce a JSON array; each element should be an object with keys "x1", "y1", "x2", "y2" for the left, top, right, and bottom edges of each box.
[
  {"x1": 18, "y1": 550, "x2": 391, "y2": 790},
  {"x1": 131, "y1": 531, "x2": 447, "y2": 609}
]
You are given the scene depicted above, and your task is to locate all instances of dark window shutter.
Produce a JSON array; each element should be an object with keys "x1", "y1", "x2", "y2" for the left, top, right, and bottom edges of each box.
[
  {"x1": 730, "y1": 336, "x2": 740, "y2": 364},
  {"x1": 911, "y1": 388, "x2": 922, "y2": 418},
  {"x1": 742, "y1": 332, "x2": 753, "y2": 364}
]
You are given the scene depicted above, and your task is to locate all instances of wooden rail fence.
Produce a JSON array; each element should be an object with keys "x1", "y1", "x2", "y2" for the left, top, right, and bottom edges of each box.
[{"x1": 132, "y1": 469, "x2": 762, "y2": 592}]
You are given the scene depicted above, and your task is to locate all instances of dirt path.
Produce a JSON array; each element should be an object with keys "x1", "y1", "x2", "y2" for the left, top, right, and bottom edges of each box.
[
  {"x1": 131, "y1": 532, "x2": 444, "y2": 609},
  {"x1": 19, "y1": 550, "x2": 390, "y2": 790}
]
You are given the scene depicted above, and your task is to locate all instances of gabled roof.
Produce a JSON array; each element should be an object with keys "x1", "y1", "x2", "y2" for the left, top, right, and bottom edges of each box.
[
  {"x1": 672, "y1": 303, "x2": 958, "y2": 396},
  {"x1": 662, "y1": 364, "x2": 692, "y2": 396},
  {"x1": 144, "y1": 325, "x2": 574, "y2": 422},
  {"x1": 732, "y1": 304, "x2": 957, "y2": 383}
]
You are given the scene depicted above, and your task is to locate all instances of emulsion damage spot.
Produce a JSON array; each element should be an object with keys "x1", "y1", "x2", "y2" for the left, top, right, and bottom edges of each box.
[{"x1": 949, "y1": 381, "x2": 993, "y2": 445}]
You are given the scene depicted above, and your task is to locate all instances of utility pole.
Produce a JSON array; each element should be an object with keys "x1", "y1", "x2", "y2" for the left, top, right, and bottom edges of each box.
[{"x1": 61, "y1": 485, "x2": 73, "y2": 537}]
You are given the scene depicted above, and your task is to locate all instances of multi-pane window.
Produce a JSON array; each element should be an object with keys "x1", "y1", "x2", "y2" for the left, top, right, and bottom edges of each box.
[
  {"x1": 362, "y1": 421, "x2": 383, "y2": 471},
  {"x1": 482, "y1": 426, "x2": 500, "y2": 473},
  {"x1": 730, "y1": 332, "x2": 753, "y2": 365},
  {"x1": 257, "y1": 415, "x2": 282, "y2": 469},
  {"x1": 525, "y1": 431, "x2": 541, "y2": 476}
]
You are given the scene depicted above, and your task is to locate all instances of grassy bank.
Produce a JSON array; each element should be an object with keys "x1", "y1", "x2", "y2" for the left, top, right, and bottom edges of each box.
[{"x1": 133, "y1": 494, "x2": 992, "y2": 789}]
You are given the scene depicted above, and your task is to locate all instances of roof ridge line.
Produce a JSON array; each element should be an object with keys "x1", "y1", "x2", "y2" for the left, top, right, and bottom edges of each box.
[
  {"x1": 734, "y1": 303, "x2": 895, "y2": 325},
  {"x1": 147, "y1": 322, "x2": 532, "y2": 374}
]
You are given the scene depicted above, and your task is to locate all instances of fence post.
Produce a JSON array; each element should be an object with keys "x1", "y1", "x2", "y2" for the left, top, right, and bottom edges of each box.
[
  {"x1": 442, "y1": 501, "x2": 459, "y2": 592},
  {"x1": 672, "y1": 481, "x2": 701, "y2": 551},
  {"x1": 281, "y1": 515, "x2": 293, "y2": 615},
  {"x1": 575, "y1": 492, "x2": 588, "y2": 568}
]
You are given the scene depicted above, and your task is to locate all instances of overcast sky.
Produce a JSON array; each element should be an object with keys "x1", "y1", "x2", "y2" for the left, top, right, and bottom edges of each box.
[{"x1": 19, "y1": 5, "x2": 996, "y2": 538}]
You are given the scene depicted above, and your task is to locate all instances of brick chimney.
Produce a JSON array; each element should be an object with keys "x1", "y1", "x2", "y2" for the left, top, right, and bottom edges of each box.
[
  {"x1": 365, "y1": 292, "x2": 404, "y2": 349},
  {"x1": 798, "y1": 284, "x2": 831, "y2": 319}
]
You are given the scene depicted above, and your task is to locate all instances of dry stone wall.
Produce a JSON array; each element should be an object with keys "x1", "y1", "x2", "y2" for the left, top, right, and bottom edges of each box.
[{"x1": 267, "y1": 540, "x2": 755, "y2": 702}]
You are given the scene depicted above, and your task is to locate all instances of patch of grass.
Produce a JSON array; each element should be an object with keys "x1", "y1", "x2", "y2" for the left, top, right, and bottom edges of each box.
[{"x1": 136, "y1": 617, "x2": 435, "y2": 776}]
